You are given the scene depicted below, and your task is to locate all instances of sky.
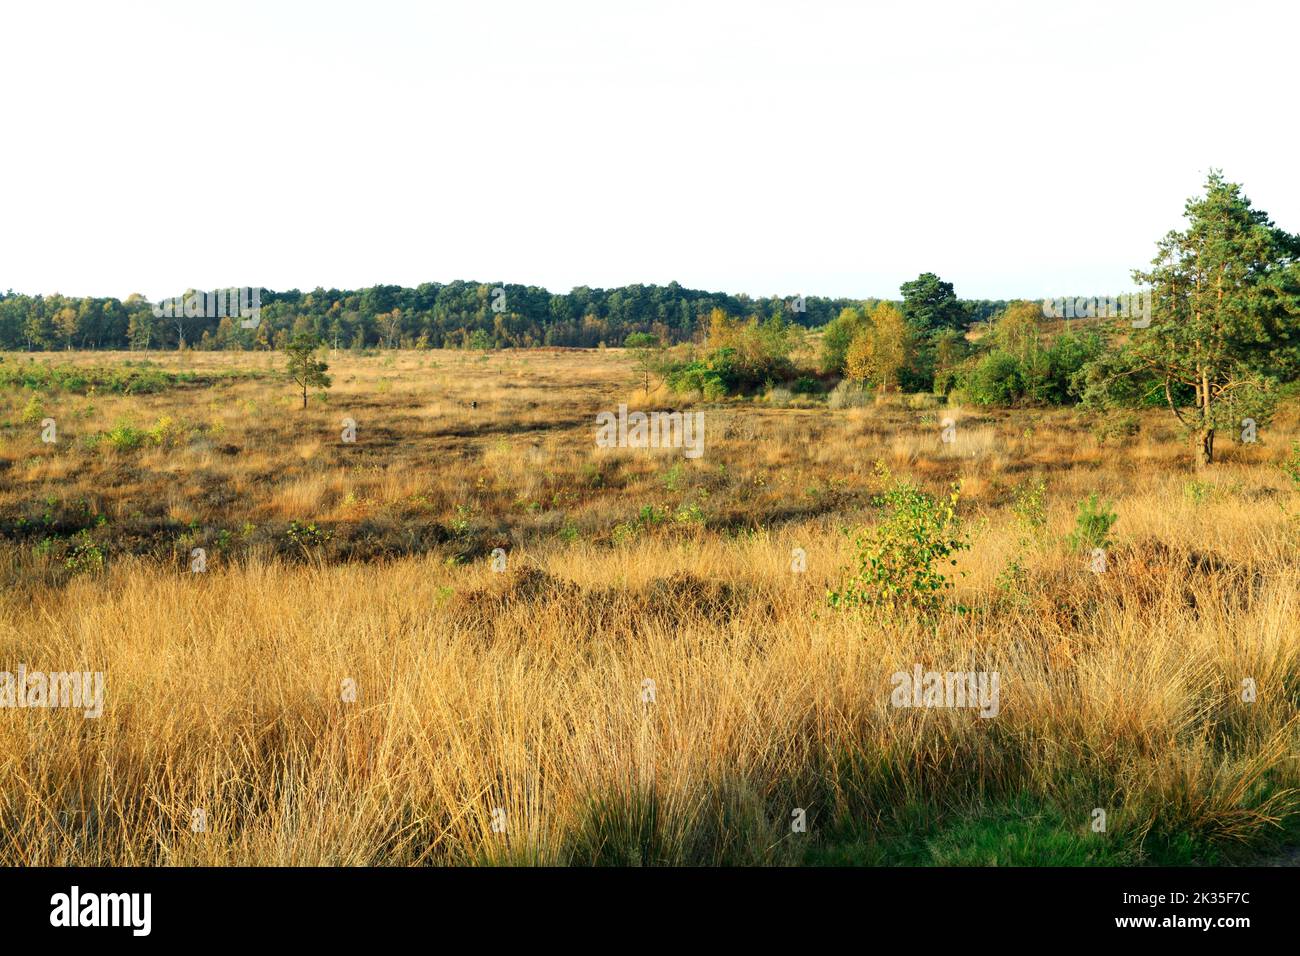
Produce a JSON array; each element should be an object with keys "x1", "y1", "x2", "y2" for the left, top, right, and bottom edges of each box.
[{"x1": 1, "y1": 0, "x2": 1297, "y2": 304}]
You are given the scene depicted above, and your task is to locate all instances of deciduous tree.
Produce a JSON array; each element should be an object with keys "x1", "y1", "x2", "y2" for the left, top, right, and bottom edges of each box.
[{"x1": 846, "y1": 302, "x2": 911, "y2": 394}]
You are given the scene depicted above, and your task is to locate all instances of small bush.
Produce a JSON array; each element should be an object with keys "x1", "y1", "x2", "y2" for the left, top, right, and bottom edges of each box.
[
  {"x1": 21, "y1": 395, "x2": 45, "y2": 424},
  {"x1": 64, "y1": 531, "x2": 105, "y2": 574},
  {"x1": 0, "y1": 362, "x2": 206, "y2": 395},
  {"x1": 665, "y1": 361, "x2": 728, "y2": 401},
  {"x1": 1067, "y1": 494, "x2": 1117, "y2": 552},
  {"x1": 285, "y1": 521, "x2": 333, "y2": 550},
  {"x1": 1012, "y1": 477, "x2": 1048, "y2": 534},
  {"x1": 675, "y1": 503, "x2": 706, "y2": 525},
  {"x1": 637, "y1": 504, "x2": 669, "y2": 527},
  {"x1": 1282, "y1": 441, "x2": 1300, "y2": 487},
  {"x1": 828, "y1": 466, "x2": 969, "y2": 612},
  {"x1": 1183, "y1": 480, "x2": 1215, "y2": 504},
  {"x1": 104, "y1": 420, "x2": 148, "y2": 451},
  {"x1": 996, "y1": 478, "x2": 1048, "y2": 602},
  {"x1": 661, "y1": 463, "x2": 685, "y2": 493},
  {"x1": 148, "y1": 415, "x2": 187, "y2": 448}
]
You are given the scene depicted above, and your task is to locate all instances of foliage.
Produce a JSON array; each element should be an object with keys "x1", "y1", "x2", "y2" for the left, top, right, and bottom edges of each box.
[
  {"x1": 931, "y1": 329, "x2": 969, "y2": 396},
  {"x1": 63, "y1": 531, "x2": 105, "y2": 574},
  {"x1": 285, "y1": 521, "x2": 333, "y2": 550},
  {"x1": 1283, "y1": 441, "x2": 1300, "y2": 488},
  {"x1": 818, "y1": 306, "x2": 870, "y2": 374},
  {"x1": 284, "y1": 333, "x2": 332, "y2": 409},
  {"x1": 954, "y1": 308, "x2": 1103, "y2": 406},
  {"x1": 664, "y1": 309, "x2": 800, "y2": 397},
  {"x1": 1011, "y1": 477, "x2": 1048, "y2": 533},
  {"x1": 0, "y1": 361, "x2": 200, "y2": 394},
  {"x1": 790, "y1": 375, "x2": 820, "y2": 395},
  {"x1": 664, "y1": 360, "x2": 728, "y2": 400},
  {"x1": 624, "y1": 332, "x2": 664, "y2": 393},
  {"x1": 102, "y1": 420, "x2": 149, "y2": 451},
  {"x1": 1089, "y1": 170, "x2": 1300, "y2": 465},
  {"x1": 996, "y1": 477, "x2": 1048, "y2": 599},
  {"x1": 828, "y1": 465, "x2": 969, "y2": 612},
  {"x1": 1090, "y1": 413, "x2": 1140, "y2": 446},
  {"x1": 20, "y1": 394, "x2": 45, "y2": 424},
  {"x1": 1066, "y1": 494, "x2": 1117, "y2": 553},
  {"x1": 900, "y1": 272, "x2": 969, "y2": 334},
  {"x1": 845, "y1": 303, "x2": 911, "y2": 393},
  {"x1": 0, "y1": 282, "x2": 861, "y2": 352},
  {"x1": 962, "y1": 351, "x2": 1023, "y2": 406}
]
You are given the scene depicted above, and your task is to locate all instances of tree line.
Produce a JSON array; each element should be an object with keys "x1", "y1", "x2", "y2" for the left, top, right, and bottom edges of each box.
[{"x1": 0, "y1": 280, "x2": 1008, "y2": 353}]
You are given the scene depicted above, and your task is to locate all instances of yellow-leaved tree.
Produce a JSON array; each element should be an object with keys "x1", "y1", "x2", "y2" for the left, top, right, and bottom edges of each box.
[{"x1": 846, "y1": 302, "x2": 911, "y2": 393}]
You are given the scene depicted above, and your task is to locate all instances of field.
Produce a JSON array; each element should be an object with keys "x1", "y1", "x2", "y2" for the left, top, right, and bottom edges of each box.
[{"x1": 0, "y1": 347, "x2": 1298, "y2": 865}]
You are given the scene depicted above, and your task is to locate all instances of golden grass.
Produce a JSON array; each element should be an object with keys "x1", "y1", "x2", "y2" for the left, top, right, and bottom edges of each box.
[{"x1": 0, "y1": 349, "x2": 1296, "y2": 865}]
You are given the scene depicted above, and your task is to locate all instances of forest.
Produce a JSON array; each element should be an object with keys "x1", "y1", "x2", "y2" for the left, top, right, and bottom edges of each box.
[{"x1": 0, "y1": 278, "x2": 1006, "y2": 353}]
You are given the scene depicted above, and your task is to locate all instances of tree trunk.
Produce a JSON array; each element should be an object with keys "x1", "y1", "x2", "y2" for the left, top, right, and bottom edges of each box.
[
  {"x1": 301, "y1": 384, "x2": 308, "y2": 409},
  {"x1": 1196, "y1": 427, "x2": 1214, "y2": 468}
]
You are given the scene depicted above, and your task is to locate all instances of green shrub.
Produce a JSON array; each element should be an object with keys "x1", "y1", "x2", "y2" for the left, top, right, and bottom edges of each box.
[
  {"x1": 285, "y1": 521, "x2": 333, "y2": 549},
  {"x1": 104, "y1": 420, "x2": 148, "y2": 451},
  {"x1": 664, "y1": 314, "x2": 800, "y2": 398},
  {"x1": 147, "y1": 415, "x2": 187, "y2": 448},
  {"x1": 661, "y1": 462, "x2": 685, "y2": 493},
  {"x1": 828, "y1": 466, "x2": 969, "y2": 612},
  {"x1": 996, "y1": 477, "x2": 1048, "y2": 601},
  {"x1": 1282, "y1": 441, "x2": 1300, "y2": 488},
  {"x1": 675, "y1": 503, "x2": 706, "y2": 525},
  {"x1": 791, "y1": 376, "x2": 821, "y2": 395},
  {"x1": 818, "y1": 307, "x2": 869, "y2": 375},
  {"x1": 637, "y1": 504, "x2": 669, "y2": 527},
  {"x1": 64, "y1": 531, "x2": 105, "y2": 574},
  {"x1": 1067, "y1": 494, "x2": 1117, "y2": 553},
  {"x1": 665, "y1": 361, "x2": 727, "y2": 400},
  {"x1": 1042, "y1": 330, "x2": 1104, "y2": 403},
  {"x1": 0, "y1": 362, "x2": 199, "y2": 395},
  {"x1": 20, "y1": 395, "x2": 45, "y2": 424},
  {"x1": 963, "y1": 351, "x2": 1023, "y2": 406}
]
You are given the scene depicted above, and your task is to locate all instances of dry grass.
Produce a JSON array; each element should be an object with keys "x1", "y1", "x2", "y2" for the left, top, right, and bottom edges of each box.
[{"x1": 0, "y1": 349, "x2": 1297, "y2": 865}]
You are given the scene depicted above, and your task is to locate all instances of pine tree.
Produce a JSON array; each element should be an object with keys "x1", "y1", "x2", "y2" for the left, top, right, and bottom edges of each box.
[
  {"x1": 284, "y1": 333, "x2": 332, "y2": 409},
  {"x1": 1131, "y1": 171, "x2": 1300, "y2": 466}
]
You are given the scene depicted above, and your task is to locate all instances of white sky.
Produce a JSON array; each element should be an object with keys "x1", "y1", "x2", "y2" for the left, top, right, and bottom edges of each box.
[{"x1": 1, "y1": 0, "x2": 1296, "y2": 304}]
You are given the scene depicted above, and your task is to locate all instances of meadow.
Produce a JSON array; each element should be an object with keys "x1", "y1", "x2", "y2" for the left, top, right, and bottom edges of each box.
[{"x1": 0, "y1": 346, "x2": 1297, "y2": 865}]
